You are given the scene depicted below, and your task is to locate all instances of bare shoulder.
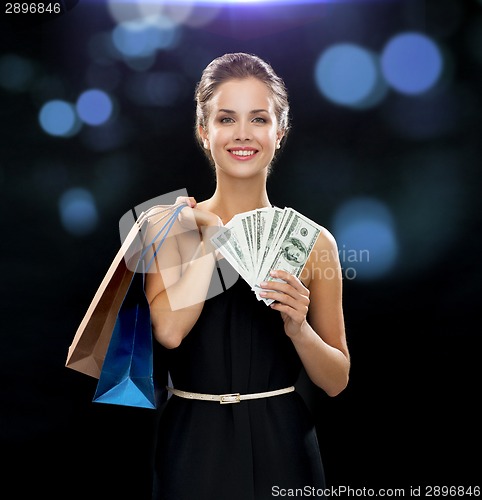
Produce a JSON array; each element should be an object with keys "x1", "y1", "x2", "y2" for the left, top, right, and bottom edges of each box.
[
  {"x1": 310, "y1": 225, "x2": 340, "y2": 263},
  {"x1": 193, "y1": 199, "x2": 211, "y2": 211},
  {"x1": 314, "y1": 225, "x2": 338, "y2": 252},
  {"x1": 302, "y1": 225, "x2": 341, "y2": 288}
]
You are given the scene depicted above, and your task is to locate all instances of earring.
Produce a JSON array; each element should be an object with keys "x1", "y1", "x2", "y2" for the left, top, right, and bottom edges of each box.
[
  {"x1": 203, "y1": 140, "x2": 209, "y2": 149},
  {"x1": 276, "y1": 143, "x2": 281, "y2": 149}
]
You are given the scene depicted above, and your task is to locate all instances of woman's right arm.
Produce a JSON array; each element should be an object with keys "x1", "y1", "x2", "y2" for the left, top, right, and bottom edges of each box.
[{"x1": 144, "y1": 197, "x2": 221, "y2": 349}]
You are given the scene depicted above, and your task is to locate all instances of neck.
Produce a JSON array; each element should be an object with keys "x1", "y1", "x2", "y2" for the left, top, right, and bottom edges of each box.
[{"x1": 204, "y1": 174, "x2": 271, "y2": 224}]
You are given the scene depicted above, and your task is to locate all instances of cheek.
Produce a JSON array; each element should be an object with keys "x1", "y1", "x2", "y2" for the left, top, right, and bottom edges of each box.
[
  {"x1": 266, "y1": 125, "x2": 279, "y2": 142},
  {"x1": 209, "y1": 128, "x2": 228, "y2": 146},
  {"x1": 264, "y1": 131, "x2": 278, "y2": 148}
]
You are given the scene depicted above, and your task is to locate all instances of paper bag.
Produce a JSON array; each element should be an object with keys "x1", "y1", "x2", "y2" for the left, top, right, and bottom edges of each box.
[
  {"x1": 92, "y1": 259, "x2": 158, "y2": 409},
  {"x1": 65, "y1": 222, "x2": 141, "y2": 378},
  {"x1": 65, "y1": 203, "x2": 185, "y2": 379}
]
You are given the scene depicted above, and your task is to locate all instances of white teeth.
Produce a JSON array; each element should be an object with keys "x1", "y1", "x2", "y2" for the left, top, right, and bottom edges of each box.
[{"x1": 231, "y1": 150, "x2": 255, "y2": 156}]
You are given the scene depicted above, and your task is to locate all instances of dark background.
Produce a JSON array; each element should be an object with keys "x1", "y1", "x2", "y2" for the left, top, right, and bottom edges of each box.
[{"x1": 1, "y1": 0, "x2": 480, "y2": 498}]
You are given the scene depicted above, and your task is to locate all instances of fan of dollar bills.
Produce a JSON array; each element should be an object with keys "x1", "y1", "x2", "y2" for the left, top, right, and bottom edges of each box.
[{"x1": 210, "y1": 207, "x2": 322, "y2": 305}]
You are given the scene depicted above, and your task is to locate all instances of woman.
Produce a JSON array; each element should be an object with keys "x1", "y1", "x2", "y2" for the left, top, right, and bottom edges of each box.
[{"x1": 145, "y1": 52, "x2": 350, "y2": 500}]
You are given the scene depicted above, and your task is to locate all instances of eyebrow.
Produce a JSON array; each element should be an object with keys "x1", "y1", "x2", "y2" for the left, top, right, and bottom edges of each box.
[{"x1": 217, "y1": 108, "x2": 269, "y2": 115}]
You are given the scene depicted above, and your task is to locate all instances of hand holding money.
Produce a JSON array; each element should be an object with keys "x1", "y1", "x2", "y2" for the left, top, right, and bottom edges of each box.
[
  {"x1": 210, "y1": 207, "x2": 321, "y2": 305},
  {"x1": 258, "y1": 269, "x2": 311, "y2": 338}
]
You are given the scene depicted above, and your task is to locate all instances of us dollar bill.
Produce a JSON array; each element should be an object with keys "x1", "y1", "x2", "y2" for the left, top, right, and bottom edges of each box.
[
  {"x1": 254, "y1": 208, "x2": 322, "y2": 304},
  {"x1": 210, "y1": 226, "x2": 253, "y2": 286},
  {"x1": 210, "y1": 207, "x2": 322, "y2": 305},
  {"x1": 255, "y1": 207, "x2": 284, "y2": 281}
]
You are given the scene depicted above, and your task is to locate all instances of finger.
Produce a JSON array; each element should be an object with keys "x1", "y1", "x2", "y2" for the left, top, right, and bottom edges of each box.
[
  {"x1": 259, "y1": 278, "x2": 307, "y2": 302},
  {"x1": 177, "y1": 206, "x2": 197, "y2": 231},
  {"x1": 259, "y1": 288, "x2": 308, "y2": 310},
  {"x1": 176, "y1": 196, "x2": 197, "y2": 208},
  {"x1": 269, "y1": 269, "x2": 307, "y2": 293},
  {"x1": 259, "y1": 281, "x2": 292, "y2": 299}
]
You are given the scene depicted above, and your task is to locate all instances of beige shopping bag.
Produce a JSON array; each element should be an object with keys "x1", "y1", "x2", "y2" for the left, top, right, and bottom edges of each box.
[{"x1": 65, "y1": 219, "x2": 143, "y2": 378}]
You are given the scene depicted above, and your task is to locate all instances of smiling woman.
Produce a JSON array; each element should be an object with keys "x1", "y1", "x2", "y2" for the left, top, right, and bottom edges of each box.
[
  {"x1": 145, "y1": 52, "x2": 350, "y2": 500},
  {"x1": 198, "y1": 77, "x2": 283, "y2": 178},
  {"x1": 193, "y1": 52, "x2": 290, "y2": 174}
]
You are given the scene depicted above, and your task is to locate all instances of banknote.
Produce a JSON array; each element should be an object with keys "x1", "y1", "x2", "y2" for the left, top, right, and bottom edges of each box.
[{"x1": 210, "y1": 207, "x2": 322, "y2": 305}]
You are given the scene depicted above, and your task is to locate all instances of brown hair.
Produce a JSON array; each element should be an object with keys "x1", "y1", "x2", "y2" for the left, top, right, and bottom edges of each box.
[{"x1": 194, "y1": 52, "x2": 291, "y2": 167}]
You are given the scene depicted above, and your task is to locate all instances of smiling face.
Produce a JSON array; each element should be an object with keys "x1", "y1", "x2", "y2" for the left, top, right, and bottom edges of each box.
[{"x1": 199, "y1": 77, "x2": 284, "y2": 180}]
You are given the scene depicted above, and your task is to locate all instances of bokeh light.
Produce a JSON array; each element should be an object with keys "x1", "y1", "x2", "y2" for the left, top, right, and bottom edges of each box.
[
  {"x1": 107, "y1": 0, "x2": 147, "y2": 24},
  {"x1": 333, "y1": 197, "x2": 398, "y2": 280},
  {"x1": 0, "y1": 54, "x2": 35, "y2": 92},
  {"x1": 38, "y1": 100, "x2": 80, "y2": 137},
  {"x1": 112, "y1": 17, "x2": 179, "y2": 58},
  {"x1": 381, "y1": 32, "x2": 443, "y2": 95},
  {"x1": 178, "y1": 4, "x2": 221, "y2": 27},
  {"x1": 76, "y1": 89, "x2": 114, "y2": 126},
  {"x1": 314, "y1": 43, "x2": 381, "y2": 108},
  {"x1": 59, "y1": 188, "x2": 99, "y2": 237}
]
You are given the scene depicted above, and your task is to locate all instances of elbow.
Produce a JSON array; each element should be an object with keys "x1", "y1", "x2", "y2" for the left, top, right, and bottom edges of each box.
[
  {"x1": 325, "y1": 375, "x2": 349, "y2": 397},
  {"x1": 151, "y1": 318, "x2": 184, "y2": 350},
  {"x1": 324, "y1": 367, "x2": 350, "y2": 397},
  {"x1": 153, "y1": 328, "x2": 183, "y2": 350},
  {"x1": 160, "y1": 335, "x2": 183, "y2": 350},
  {"x1": 325, "y1": 353, "x2": 350, "y2": 397}
]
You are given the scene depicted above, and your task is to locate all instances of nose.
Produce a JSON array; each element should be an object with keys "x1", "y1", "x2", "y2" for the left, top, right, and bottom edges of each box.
[{"x1": 234, "y1": 120, "x2": 252, "y2": 141}]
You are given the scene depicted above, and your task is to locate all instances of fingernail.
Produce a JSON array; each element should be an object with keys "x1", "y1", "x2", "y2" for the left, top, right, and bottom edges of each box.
[
  {"x1": 269, "y1": 270, "x2": 276, "y2": 276},
  {"x1": 260, "y1": 281, "x2": 267, "y2": 287}
]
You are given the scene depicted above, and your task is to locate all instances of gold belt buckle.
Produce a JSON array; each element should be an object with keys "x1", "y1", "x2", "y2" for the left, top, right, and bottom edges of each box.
[{"x1": 220, "y1": 393, "x2": 241, "y2": 404}]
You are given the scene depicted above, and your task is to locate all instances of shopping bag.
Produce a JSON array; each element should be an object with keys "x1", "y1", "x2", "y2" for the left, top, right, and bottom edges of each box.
[
  {"x1": 65, "y1": 203, "x2": 186, "y2": 379},
  {"x1": 92, "y1": 260, "x2": 157, "y2": 408},
  {"x1": 65, "y1": 220, "x2": 142, "y2": 379},
  {"x1": 91, "y1": 203, "x2": 185, "y2": 408}
]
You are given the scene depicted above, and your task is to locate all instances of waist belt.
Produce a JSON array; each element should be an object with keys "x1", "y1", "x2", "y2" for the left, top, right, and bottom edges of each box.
[{"x1": 166, "y1": 386, "x2": 295, "y2": 404}]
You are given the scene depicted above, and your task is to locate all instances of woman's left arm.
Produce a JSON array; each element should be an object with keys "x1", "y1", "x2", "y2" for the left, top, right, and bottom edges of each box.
[{"x1": 259, "y1": 228, "x2": 350, "y2": 396}]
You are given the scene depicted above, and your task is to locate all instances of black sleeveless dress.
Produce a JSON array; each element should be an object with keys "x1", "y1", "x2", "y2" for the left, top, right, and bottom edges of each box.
[{"x1": 152, "y1": 258, "x2": 325, "y2": 500}]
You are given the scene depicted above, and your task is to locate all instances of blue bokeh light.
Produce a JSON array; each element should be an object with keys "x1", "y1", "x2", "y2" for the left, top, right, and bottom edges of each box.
[
  {"x1": 76, "y1": 89, "x2": 114, "y2": 126},
  {"x1": 59, "y1": 188, "x2": 99, "y2": 237},
  {"x1": 112, "y1": 17, "x2": 179, "y2": 58},
  {"x1": 39, "y1": 100, "x2": 79, "y2": 137},
  {"x1": 314, "y1": 43, "x2": 379, "y2": 108},
  {"x1": 112, "y1": 22, "x2": 157, "y2": 58},
  {"x1": 381, "y1": 32, "x2": 443, "y2": 95},
  {"x1": 333, "y1": 197, "x2": 398, "y2": 280}
]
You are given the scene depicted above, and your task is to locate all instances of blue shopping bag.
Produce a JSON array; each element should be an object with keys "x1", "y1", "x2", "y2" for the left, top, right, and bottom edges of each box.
[
  {"x1": 92, "y1": 203, "x2": 184, "y2": 409},
  {"x1": 92, "y1": 261, "x2": 157, "y2": 408}
]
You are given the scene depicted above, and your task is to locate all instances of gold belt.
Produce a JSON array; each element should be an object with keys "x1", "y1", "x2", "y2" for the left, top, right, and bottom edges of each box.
[{"x1": 166, "y1": 386, "x2": 295, "y2": 404}]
